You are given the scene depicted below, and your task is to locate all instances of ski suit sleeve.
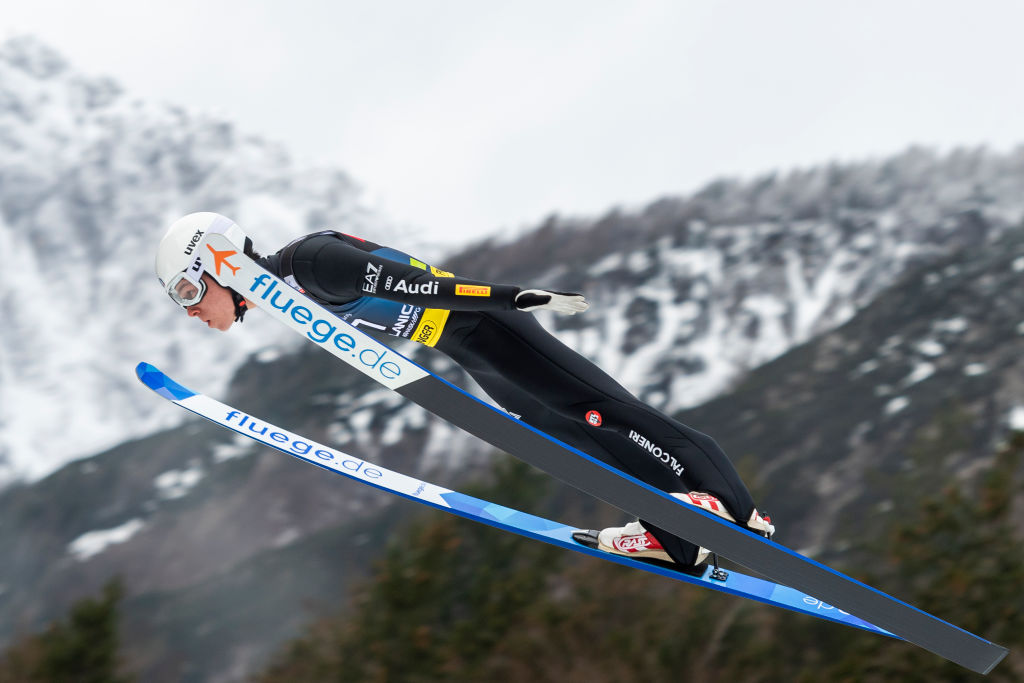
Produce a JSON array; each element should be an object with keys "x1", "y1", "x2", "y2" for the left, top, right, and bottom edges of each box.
[{"x1": 292, "y1": 235, "x2": 522, "y2": 311}]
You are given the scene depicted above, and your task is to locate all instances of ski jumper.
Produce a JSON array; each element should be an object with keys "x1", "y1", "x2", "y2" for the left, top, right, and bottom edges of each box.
[{"x1": 258, "y1": 231, "x2": 757, "y2": 565}]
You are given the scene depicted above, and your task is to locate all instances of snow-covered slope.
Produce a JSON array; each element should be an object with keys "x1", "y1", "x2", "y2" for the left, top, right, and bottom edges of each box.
[
  {"x1": 4, "y1": 36, "x2": 1024, "y2": 682},
  {"x1": 0, "y1": 36, "x2": 405, "y2": 482},
  {"x1": 422, "y1": 151, "x2": 1024, "y2": 428},
  {"x1": 4, "y1": 33, "x2": 1024, "y2": 491}
]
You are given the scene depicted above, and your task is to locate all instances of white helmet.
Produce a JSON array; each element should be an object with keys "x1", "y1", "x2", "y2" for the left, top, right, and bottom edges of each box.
[{"x1": 155, "y1": 212, "x2": 251, "y2": 311}]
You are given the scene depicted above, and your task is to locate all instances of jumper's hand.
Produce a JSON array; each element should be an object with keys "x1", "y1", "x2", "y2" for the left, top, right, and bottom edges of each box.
[{"x1": 515, "y1": 289, "x2": 589, "y2": 314}]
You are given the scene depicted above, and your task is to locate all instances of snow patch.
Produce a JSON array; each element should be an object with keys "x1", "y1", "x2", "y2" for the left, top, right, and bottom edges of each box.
[
  {"x1": 273, "y1": 528, "x2": 301, "y2": 548},
  {"x1": 348, "y1": 409, "x2": 375, "y2": 433},
  {"x1": 855, "y1": 359, "x2": 880, "y2": 376},
  {"x1": 903, "y1": 362, "x2": 935, "y2": 386},
  {"x1": 964, "y1": 363, "x2": 988, "y2": 376},
  {"x1": 588, "y1": 252, "x2": 622, "y2": 276},
  {"x1": 933, "y1": 317, "x2": 969, "y2": 334},
  {"x1": 626, "y1": 250, "x2": 652, "y2": 273},
  {"x1": 884, "y1": 396, "x2": 910, "y2": 416},
  {"x1": 380, "y1": 404, "x2": 428, "y2": 446},
  {"x1": 880, "y1": 335, "x2": 903, "y2": 355},
  {"x1": 783, "y1": 247, "x2": 844, "y2": 342},
  {"x1": 915, "y1": 339, "x2": 944, "y2": 357},
  {"x1": 677, "y1": 300, "x2": 702, "y2": 322},
  {"x1": 68, "y1": 518, "x2": 145, "y2": 561},
  {"x1": 255, "y1": 347, "x2": 283, "y2": 363},
  {"x1": 213, "y1": 435, "x2": 254, "y2": 463},
  {"x1": 154, "y1": 463, "x2": 204, "y2": 499},
  {"x1": 852, "y1": 232, "x2": 876, "y2": 250}
]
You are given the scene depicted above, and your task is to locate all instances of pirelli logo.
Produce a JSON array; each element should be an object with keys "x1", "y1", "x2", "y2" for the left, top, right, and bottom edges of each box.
[{"x1": 455, "y1": 284, "x2": 491, "y2": 297}]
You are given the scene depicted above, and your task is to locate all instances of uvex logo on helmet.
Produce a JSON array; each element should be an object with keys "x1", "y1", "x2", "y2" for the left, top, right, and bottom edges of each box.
[{"x1": 183, "y1": 229, "x2": 205, "y2": 256}]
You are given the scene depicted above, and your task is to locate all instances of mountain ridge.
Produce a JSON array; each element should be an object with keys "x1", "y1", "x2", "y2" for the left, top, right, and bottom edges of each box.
[
  {"x1": 0, "y1": 35, "x2": 403, "y2": 482},
  {"x1": 2, "y1": 32, "x2": 1023, "y2": 683}
]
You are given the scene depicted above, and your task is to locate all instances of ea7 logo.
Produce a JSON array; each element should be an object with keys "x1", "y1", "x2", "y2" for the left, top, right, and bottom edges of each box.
[{"x1": 363, "y1": 262, "x2": 383, "y2": 293}]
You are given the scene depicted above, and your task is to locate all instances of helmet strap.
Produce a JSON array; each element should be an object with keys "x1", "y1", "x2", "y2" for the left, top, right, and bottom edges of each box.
[
  {"x1": 232, "y1": 237, "x2": 259, "y2": 322},
  {"x1": 230, "y1": 289, "x2": 248, "y2": 323}
]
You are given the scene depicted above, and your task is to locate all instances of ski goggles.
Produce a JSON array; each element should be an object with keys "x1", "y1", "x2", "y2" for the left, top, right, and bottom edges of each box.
[{"x1": 165, "y1": 271, "x2": 207, "y2": 307}]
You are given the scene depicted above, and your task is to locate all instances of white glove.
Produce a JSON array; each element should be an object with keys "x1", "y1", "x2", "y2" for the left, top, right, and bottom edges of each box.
[{"x1": 515, "y1": 289, "x2": 589, "y2": 314}]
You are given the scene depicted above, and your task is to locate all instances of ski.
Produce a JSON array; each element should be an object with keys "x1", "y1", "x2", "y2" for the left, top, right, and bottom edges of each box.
[
  {"x1": 192, "y1": 228, "x2": 1007, "y2": 674},
  {"x1": 136, "y1": 362, "x2": 895, "y2": 637}
]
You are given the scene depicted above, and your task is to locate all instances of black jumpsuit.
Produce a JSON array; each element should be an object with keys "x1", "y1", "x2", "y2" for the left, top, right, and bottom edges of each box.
[{"x1": 259, "y1": 231, "x2": 757, "y2": 565}]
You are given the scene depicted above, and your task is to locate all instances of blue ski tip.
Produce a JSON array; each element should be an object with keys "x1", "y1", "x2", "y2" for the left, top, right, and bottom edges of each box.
[{"x1": 135, "y1": 362, "x2": 197, "y2": 401}]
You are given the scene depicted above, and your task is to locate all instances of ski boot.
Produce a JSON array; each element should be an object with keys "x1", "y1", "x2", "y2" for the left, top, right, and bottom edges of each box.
[
  {"x1": 672, "y1": 492, "x2": 774, "y2": 539},
  {"x1": 572, "y1": 521, "x2": 711, "y2": 576}
]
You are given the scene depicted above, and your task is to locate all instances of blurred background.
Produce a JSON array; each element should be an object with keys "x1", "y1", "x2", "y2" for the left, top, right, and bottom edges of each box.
[{"x1": 0, "y1": 2, "x2": 1022, "y2": 681}]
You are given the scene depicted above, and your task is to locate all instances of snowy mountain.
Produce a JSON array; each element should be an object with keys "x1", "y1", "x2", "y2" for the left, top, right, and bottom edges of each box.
[
  {"x1": 0, "y1": 35, "x2": 413, "y2": 483},
  {"x1": 2, "y1": 216, "x2": 1021, "y2": 682},
  {"x1": 4, "y1": 34, "x2": 1024, "y2": 489},
  {"x1": 450, "y1": 150, "x2": 1024, "y2": 414},
  {"x1": 3, "y1": 33, "x2": 1024, "y2": 682}
]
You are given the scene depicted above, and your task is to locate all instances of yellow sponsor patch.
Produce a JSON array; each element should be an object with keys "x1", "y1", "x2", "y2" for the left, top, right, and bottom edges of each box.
[
  {"x1": 412, "y1": 308, "x2": 450, "y2": 347},
  {"x1": 410, "y1": 259, "x2": 453, "y2": 278},
  {"x1": 455, "y1": 284, "x2": 491, "y2": 297}
]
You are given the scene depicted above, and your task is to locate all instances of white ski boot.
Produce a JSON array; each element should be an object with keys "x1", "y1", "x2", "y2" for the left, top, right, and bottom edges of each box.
[
  {"x1": 672, "y1": 491, "x2": 775, "y2": 538},
  {"x1": 595, "y1": 520, "x2": 711, "y2": 567}
]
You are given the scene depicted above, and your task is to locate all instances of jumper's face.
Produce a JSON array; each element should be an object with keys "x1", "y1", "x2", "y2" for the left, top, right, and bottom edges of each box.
[{"x1": 185, "y1": 273, "x2": 237, "y2": 331}]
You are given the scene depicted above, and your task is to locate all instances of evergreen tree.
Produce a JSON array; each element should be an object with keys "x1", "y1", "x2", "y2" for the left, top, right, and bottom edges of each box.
[
  {"x1": 0, "y1": 579, "x2": 132, "y2": 683},
  {"x1": 823, "y1": 431, "x2": 1024, "y2": 681},
  {"x1": 253, "y1": 430, "x2": 1024, "y2": 682},
  {"x1": 253, "y1": 458, "x2": 564, "y2": 683}
]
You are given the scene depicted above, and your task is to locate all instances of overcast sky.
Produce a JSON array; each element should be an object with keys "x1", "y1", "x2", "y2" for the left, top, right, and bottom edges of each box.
[{"x1": 5, "y1": 1, "x2": 1024, "y2": 245}]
